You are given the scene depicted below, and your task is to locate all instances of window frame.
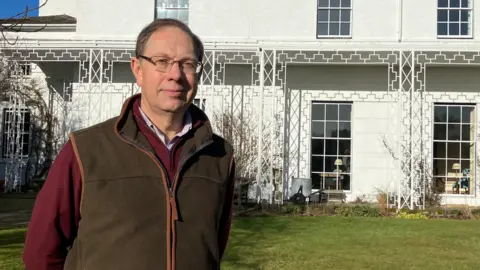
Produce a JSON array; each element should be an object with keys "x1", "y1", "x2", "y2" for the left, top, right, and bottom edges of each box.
[
  {"x1": 316, "y1": 0, "x2": 353, "y2": 39},
  {"x1": 155, "y1": 0, "x2": 189, "y2": 25},
  {"x1": 1, "y1": 107, "x2": 31, "y2": 159},
  {"x1": 437, "y1": 0, "x2": 474, "y2": 39},
  {"x1": 310, "y1": 101, "x2": 353, "y2": 192},
  {"x1": 432, "y1": 103, "x2": 477, "y2": 196}
]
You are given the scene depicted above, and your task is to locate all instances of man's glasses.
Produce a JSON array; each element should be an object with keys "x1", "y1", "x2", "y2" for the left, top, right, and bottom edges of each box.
[{"x1": 137, "y1": 55, "x2": 203, "y2": 74}]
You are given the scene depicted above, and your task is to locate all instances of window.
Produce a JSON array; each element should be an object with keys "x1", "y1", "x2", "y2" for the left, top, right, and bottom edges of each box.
[
  {"x1": 310, "y1": 102, "x2": 352, "y2": 191},
  {"x1": 2, "y1": 108, "x2": 31, "y2": 158},
  {"x1": 433, "y1": 104, "x2": 476, "y2": 195},
  {"x1": 156, "y1": 0, "x2": 189, "y2": 24},
  {"x1": 437, "y1": 0, "x2": 472, "y2": 38},
  {"x1": 317, "y1": 0, "x2": 352, "y2": 38}
]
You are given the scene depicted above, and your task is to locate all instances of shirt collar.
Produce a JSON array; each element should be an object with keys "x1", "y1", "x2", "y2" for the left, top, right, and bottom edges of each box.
[{"x1": 138, "y1": 106, "x2": 192, "y2": 149}]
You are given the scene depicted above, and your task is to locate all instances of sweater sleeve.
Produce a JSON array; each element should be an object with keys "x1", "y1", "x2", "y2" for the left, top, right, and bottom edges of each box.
[
  {"x1": 22, "y1": 140, "x2": 82, "y2": 270},
  {"x1": 217, "y1": 156, "x2": 235, "y2": 260}
]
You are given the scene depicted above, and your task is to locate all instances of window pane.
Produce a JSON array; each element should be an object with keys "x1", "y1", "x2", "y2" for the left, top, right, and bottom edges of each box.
[
  {"x1": 449, "y1": 23, "x2": 460, "y2": 35},
  {"x1": 312, "y1": 122, "x2": 325, "y2": 137},
  {"x1": 461, "y1": 23, "x2": 469, "y2": 35},
  {"x1": 450, "y1": 0, "x2": 460, "y2": 8},
  {"x1": 325, "y1": 156, "x2": 338, "y2": 172},
  {"x1": 157, "y1": 0, "x2": 167, "y2": 7},
  {"x1": 461, "y1": 142, "x2": 473, "y2": 159},
  {"x1": 447, "y1": 160, "x2": 460, "y2": 172},
  {"x1": 438, "y1": 23, "x2": 448, "y2": 35},
  {"x1": 434, "y1": 177, "x2": 446, "y2": 193},
  {"x1": 326, "y1": 122, "x2": 338, "y2": 138},
  {"x1": 447, "y1": 142, "x2": 460, "y2": 159},
  {"x1": 317, "y1": 10, "x2": 329, "y2": 22},
  {"x1": 325, "y1": 139, "x2": 338, "y2": 155},
  {"x1": 448, "y1": 124, "x2": 461, "y2": 140},
  {"x1": 329, "y1": 23, "x2": 340, "y2": 35},
  {"x1": 341, "y1": 173, "x2": 351, "y2": 190},
  {"x1": 318, "y1": 0, "x2": 329, "y2": 8},
  {"x1": 449, "y1": 10, "x2": 460, "y2": 22},
  {"x1": 339, "y1": 105, "x2": 351, "y2": 120},
  {"x1": 178, "y1": 10, "x2": 189, "y2": 22},
  {"x1": 434, "y1": 124, "x2": 446, "y2": 140},
  {"x1": 340, "y1": 23, "x2": 350, "y2": 35},
  {"x1": 312, "y1": 104, "x2": 325, "y2": 120},
  {"x1": 462, "y1": 124, "x2": 472, "y2": 141},
  {"x1": 461, "y1": 10, "x2": 470, "y2": 22},
  {"x1": 462, "y1": 106, "x2": 474, "y2": 122},
  {"x1": 341, "y1": 0, "x2": 351, "y2": 8},
  {"x1": 433, "y1": 159, "x2": 446, "y2": 176},
  {"x1": 433, "y1": 142, "x2": 446, "y2": 158},
  {"x1": 157, "y1": 8, "x2": 167, "y2": 18},
  {"x1": 179, "y1": 0, "x2": 189, "y2": 7},
  {"x1": 311, "y1": 156, "x2": 325, "y2": 172},
  {"x1": 341, "y1": 10, "x2": 351, "y2": 22},
  {"x1": 311, "y1": 139, "x2": 324, "y2": 155},
  {"x1": 167, "y1": 0, "x2": 179, "y2": 7},
  {"x1": 338, "y1": 139, "x2": 351, "y2": 155},
  {"x1": 331, "y1": 0, "x2": 340, "y2": 7},
  {"x1": 448, "y1": 106, "x2": 461, "y2": 122},
  {"x1": 438, "y1": 10, "x2": 448, "y2": 22},
  {"x1": 311, "y1": 173, "x2": 323, "y2": 189},
  {"x1": 461, "y1": 160, "x2": 472, "y2": 172},
  {"x1": 166, "y1": 9, "x2": 178, "y2": 19},
  {"x1": 461, "y1": 0, "x2": 469, "y2": 8},
  {"x1": 434, "y1": 106, "x2": 447, "y2": 122},
  {"x1": 330, "y1": 10, "x2": 340, "y2": 21},
  {"x1": 338, "y1": 122, "x2": 351, "y2": 138},
  {"x1": 318, "y1": 23, "x2": 328, "y2": 35},
  {"x1": 438, "y1": 0, "x2": 448, "y2": 7},
  {"x1": 326, "y1": 104, "x2": 338, "y2": 120}
]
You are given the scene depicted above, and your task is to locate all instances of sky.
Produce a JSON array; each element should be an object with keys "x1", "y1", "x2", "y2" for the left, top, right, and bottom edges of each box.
[{"x1": 0, "y1": 0, "x2": 39, "y2": 19}]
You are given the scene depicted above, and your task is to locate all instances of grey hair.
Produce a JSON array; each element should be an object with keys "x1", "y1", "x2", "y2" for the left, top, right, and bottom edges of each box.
[{"x1": 135, "y1": 18, "x2": 204, "y2": 62}]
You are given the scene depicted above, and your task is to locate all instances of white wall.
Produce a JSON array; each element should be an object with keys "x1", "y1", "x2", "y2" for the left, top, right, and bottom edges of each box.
[
  {"x1": 402, "y1": 0, "x2": 480, "y2": 41},
  {"x1": 75, "y1": 0, "x2": 155, "y2": 38},
  {"x1": 189, "y1": 0, "x2": 399, "y2": 41},
  {"x1": 28, "y1": 0, "x2": 480, "y2": 43},
  {"x1": 39, "y1": 0, "x2": 76, "y2": 17}
]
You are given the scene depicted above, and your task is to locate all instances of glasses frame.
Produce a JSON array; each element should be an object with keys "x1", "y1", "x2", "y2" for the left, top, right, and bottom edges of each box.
[{"x1": 137, "y1": 55, "x2": 203, "y2": 74}]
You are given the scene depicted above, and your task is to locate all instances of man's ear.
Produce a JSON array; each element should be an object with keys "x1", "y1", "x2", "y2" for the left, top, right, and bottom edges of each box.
[{"x1": 131, "y1": 57, "x2": 143, "y2": 87}]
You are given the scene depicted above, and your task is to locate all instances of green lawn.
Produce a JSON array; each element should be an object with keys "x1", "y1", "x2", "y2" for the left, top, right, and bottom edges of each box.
[
  {"x1": 2, "y1": 216, "x2": 480, "y2": 269},
  {"x1": 221, "y1": 216, "x2": 480, "y2": 270}
]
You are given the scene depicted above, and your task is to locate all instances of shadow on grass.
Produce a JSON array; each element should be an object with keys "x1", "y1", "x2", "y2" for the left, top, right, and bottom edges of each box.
[{"x1": 222, "y1": 216, "x2": 291, "y2": 270}]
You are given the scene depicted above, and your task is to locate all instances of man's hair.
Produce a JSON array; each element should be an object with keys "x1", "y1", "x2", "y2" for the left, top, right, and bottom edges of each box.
[{"x1": 135, "y1": 19, "x2": 204, "y2": 62}]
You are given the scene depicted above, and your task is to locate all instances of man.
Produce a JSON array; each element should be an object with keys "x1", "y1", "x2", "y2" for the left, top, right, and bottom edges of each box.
[{"x1": 22, "y1": 19, "x2": 236, "y2": 270}]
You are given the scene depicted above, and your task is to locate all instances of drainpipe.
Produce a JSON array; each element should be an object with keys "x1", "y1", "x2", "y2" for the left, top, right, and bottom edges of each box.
[{"x1": 397, "y1": 0, "x2": 403, "y2": 42}]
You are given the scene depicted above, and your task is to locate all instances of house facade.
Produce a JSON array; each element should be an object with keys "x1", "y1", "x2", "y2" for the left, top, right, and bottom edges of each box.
[{"x1": 1, "y1": 0, "x2": 480, "y2": 208}]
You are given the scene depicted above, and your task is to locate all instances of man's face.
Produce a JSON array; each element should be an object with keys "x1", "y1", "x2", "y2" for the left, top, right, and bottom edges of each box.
[{"x1": 131, "y1": 26, "x2": 199, "y2": 114}]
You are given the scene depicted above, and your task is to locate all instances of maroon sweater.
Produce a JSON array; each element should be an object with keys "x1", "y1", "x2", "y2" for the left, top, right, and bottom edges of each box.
[{"x1": 22, "y1": 101, "x2": 233, "y2": 270}]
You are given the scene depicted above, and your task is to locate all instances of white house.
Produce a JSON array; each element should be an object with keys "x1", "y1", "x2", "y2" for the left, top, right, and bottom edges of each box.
[{"x1": 1, "y1": 0, "x2": 480, "y2": 208}]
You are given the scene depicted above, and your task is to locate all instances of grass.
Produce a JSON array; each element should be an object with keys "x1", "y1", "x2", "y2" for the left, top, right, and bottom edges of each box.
[
  {"x1": 0, "y1": 228, "x2": 26, "y2": 270},
  {"x1": 1, "y1": 213, "x2": 480, "y2": 269},
  {"x1": 221, "y1": 216, "x2": 480, "y2": 270}
]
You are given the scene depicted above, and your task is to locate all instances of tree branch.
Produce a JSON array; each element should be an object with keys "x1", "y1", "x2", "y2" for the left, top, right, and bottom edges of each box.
[{"x1": 0, "y1": 0, "x2": 49, "y2": 45}]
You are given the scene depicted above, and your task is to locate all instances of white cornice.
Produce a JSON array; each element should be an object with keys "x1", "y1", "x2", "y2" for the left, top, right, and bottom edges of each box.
[{"x1": 4, "y1": 37, "x2": 480, "y2": 52}]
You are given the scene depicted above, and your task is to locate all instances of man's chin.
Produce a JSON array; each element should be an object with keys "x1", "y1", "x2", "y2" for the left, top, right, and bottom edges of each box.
[{"x1": 157, "y1": 101, "x2": 187, "y2": 114}]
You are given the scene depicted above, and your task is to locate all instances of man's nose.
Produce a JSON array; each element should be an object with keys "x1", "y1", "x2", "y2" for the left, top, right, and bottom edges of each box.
[{"x1": 167, "y1": 61, "x2": 183, "y2": 80}]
